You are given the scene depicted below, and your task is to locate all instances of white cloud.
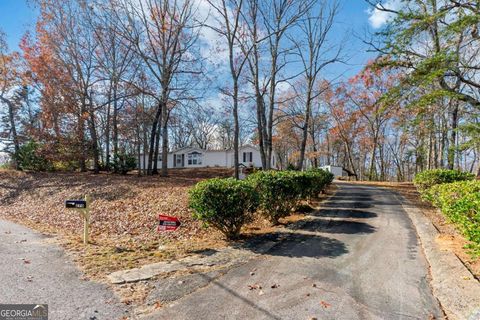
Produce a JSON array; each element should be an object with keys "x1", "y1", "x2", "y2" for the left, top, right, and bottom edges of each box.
[
  {"x1": 367, "y1": 0, "x2": 401, "y2": 29},
  {"x1": 195, "y1": 0, "x2": 229, "y2": 61}
]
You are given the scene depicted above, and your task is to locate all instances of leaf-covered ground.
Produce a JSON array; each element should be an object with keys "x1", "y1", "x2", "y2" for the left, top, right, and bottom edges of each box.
[{"x1": 0, "y1": 168, "x2": 238, "y2": 278}]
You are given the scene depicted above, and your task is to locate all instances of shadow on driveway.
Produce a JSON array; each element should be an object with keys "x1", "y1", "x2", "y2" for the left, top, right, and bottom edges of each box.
[
  {"x1": 293, "y1": 218, "x2": 376, "y2": 234},
  {"x1": 237, "y1": 232, "x2": 348, "y2": 259},
  {"x1": 319, "y1": 202, "x2": 374, "y2": 209},
  {"x1": 314, "y1": 209, "x2": 377, "y2": 219}
]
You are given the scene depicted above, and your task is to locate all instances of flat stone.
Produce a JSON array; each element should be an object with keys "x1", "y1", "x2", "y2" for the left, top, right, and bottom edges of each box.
[{"x1": 107, "y1": 247, "x2": 266, "y2": 284}]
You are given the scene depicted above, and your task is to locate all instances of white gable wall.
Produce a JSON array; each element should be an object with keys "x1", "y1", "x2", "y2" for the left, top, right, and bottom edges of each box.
[{"x1": 203, "y1": 151, "x2": 227, "y2": 167}]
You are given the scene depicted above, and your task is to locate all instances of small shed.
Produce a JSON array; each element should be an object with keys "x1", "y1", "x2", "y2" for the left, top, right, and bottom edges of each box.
[
  {"x1": 320, "y1": 165, "x2": 358, "y2": 180},
  {"x1": 320, "y1": 165, "x2": 344, "y2": 177}
]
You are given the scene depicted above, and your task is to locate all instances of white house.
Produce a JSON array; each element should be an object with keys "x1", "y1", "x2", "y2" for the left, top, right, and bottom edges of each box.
[{"x1": 139, "y1": 145, "x2": 275, "y2": 169}]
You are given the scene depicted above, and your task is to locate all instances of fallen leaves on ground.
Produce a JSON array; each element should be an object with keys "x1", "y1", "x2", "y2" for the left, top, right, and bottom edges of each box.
[{"x1": 0, "y1": 169, "x2": 233, "y2": 277}]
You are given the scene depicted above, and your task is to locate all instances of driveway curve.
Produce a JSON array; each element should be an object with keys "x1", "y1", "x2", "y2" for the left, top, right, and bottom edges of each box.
[{"x1": 145, "y1": 182, "x2": 444, "y2": 320}]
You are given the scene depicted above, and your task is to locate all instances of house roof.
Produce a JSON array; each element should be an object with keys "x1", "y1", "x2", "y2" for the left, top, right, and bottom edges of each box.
[
  {"x1": 170, "y1": 146, "x2": 202, "y2": 153},
  {"x1": 171, "y1": 144, "x2": 259, "y2": 153},
  {"x1": 140, "y1": 144, "x2": 260, "y2": 156}
]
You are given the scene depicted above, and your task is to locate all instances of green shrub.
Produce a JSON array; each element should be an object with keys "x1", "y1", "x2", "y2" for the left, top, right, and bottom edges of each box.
[
  {"x1": 247, "y1": 171, "x2": 301, "y2": 223},
  {"x1": 413, "y1": 169, "x2": 475, "y2": 192},
  {"x1": 111, "y1": 152, "x2": 136, "y2": 174},
  {"x1": 423, "y1": 180, "x2": 480, "y2": 206},
  {"x1": 306, "y1": 168, "x2": 334, "y2": 198},
  {"x1": 53, "y1": 160, "x2": 81, "y2": 171},
  {"x1": 423, "y1": 180, "x2": 480, "y2": 256},
  {"x1": 247, "y1": 169, "x2": 333, "y2": 223},
  {"x1": 14, "y1": 141, "x2": 52, "y2": 171},
  {"x1": 188, "y1": 178, "x2": 259, "y2": 239}
]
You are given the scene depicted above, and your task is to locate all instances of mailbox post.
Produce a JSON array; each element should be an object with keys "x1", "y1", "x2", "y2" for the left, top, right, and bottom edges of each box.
[
  {"x1": 65, "y1": 195, "x2": 91, "y2": 245},
  {"x1": 83, "y1": 195, "x2": 90, "y2": 245}
]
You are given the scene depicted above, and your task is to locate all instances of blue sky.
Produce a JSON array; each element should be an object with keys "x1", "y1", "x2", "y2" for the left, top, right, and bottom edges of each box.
[
  {"x1": 0, "y1": 0, "x2": 37, "y2": 50},
  {"x1": 0, "y1": 0, "x2": 381, "y2": 79}
]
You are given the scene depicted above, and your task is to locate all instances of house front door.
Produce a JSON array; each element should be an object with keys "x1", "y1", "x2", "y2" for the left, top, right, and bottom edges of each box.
[{"x1": 175, "y1": 154, "x2": 184, "y2": 168}]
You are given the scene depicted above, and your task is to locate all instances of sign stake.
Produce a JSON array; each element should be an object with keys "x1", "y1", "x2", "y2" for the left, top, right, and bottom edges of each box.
[{"x1": 83, "y1": 195, "x2": 91, "y2": 245}]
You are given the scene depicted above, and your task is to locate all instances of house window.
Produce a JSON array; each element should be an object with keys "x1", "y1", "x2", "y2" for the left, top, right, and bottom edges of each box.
[
  {"x1": 242, "y1": 152, "x2": 253, "y2": 163},
  {"x1": 176, "y1": 155, "x2": 182, "y2": 165},
  {"x1": 188, "y1": 151, "x2": 202, "y2": 165}
]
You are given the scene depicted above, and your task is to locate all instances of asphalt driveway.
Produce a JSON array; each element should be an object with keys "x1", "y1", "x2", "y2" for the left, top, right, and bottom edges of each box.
[
  {"x1": 0, "y1": 219, "x2": 129, "y2": 320},
  {"x1": 145, "y1": 182, "x2": 444, "y2": 320}
]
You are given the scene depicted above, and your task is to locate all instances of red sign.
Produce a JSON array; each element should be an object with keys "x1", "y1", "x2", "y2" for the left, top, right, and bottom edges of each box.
[{"x1": 158, "y1": 215, "x2": 181, "y2": 231}]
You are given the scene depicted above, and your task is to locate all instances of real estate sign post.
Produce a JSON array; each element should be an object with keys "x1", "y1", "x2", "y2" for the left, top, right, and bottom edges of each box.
[{"x1": 158, "y1": 215, "x2": 181, "y2": 231}]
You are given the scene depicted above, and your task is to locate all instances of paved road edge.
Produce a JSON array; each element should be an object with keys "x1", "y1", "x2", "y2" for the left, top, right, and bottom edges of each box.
[{"x1": 393, "y1": 192, "x2": 480, "y2": 320}]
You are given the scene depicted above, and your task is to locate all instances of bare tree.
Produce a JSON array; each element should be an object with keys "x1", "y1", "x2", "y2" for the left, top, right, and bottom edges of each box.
[
  {"x1": 33, "y1": 0, "x2": 100, "y2": 172},
  {"x1": 115, "y1": 0, "x2": 201, "y2": 176},
  {"x1": 260, "y1": 0, "x2": 313, "y2": 169},
  {"x1": 292, "y1": 0, "x2": 343, "y2": 169},
  {"x1": 91, "y1": 0, "x2": 138, "y2": 169},
  {"x1": 206, "y1": 0, "x2": 250, "y2": 179}
]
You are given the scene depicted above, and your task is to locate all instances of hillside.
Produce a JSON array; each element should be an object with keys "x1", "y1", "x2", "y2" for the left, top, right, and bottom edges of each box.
[{"x1": 0, "y1": 168, "x2": 234, "y2": 277}]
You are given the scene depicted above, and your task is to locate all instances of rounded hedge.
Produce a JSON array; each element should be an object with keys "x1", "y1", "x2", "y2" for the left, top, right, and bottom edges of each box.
[
  {"x1": 247, "y1": 169, "x2": 333, "y2": 223},
  {"x1": 247, "y1": 170, "x2": 301, "y2": 223},
  {"x1": 413, "y1": 169, "x2": 475, "y2": 192},
  {"x1": 188, "y1": 178, "x2": 259, "y2": 239}
]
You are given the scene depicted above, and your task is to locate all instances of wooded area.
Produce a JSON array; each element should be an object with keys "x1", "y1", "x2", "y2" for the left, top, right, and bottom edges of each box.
[{"x1": 0, "y1": 0, "x2": 479, "y2": 181}]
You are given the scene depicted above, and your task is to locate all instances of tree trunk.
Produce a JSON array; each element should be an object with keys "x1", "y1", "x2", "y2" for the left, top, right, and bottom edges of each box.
[
  {"x1": 88, "y1": 95, "x2": 100, "y2": 174},
  {"x1": 297, "y1": 85, "x2": 312, "y2": 170},
  {"x1": 79, "y1": 100, "x2": 87, "y2": 172},
  {"x1": 369, "y1": 141, "x2": 377, "y2": 181},
  {"x1": 147, "y1": 103, "x2": 162, "y2": 175},
  {"x1": 310, "y1": 123, "x2": 318, "y2": 168},
  {"x1": 153, "y1": 114, "x2": 162, "y2": 175},
  {"x1": 233, "y1": 79, "x2": 240, "y2": 179},
  {"x1": 105, "y1": 101, "x2": 111, "y2": 170},
  {"x1": 345, "y1": 141, "x2": 357, "y2": 180},
  {"x1": 112, "y1": 88, "x2": 119, "y2": 157},
  {"x1": 448, "y1": 101, "x2": 459, "y2": 170},
  {"x1": 1, "y1": 97, "x2": 20, "y2": 169},
  {"x1": 161, "y1": 99, "x2": 169, "y2": 177},
  {"x1": 136, "y1": 122, "x2": 142, "y2": 177}
]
